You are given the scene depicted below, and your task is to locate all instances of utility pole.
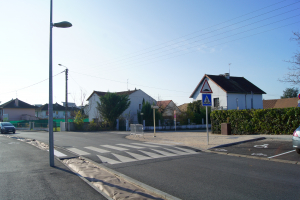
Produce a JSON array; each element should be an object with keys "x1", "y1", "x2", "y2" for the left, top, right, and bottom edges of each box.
[
  {"x1": 65, "y1": 68, "x2": 68, "y2": 131},
  {"x1": 59, "y1": 64, "x2": 68, "y2": 131}
]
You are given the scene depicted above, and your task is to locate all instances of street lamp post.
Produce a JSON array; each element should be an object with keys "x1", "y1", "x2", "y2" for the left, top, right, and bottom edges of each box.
[
  {"x1": 49, "y1": 0, "x2": 72, "y2": 167},
  {"x1": 58, "y1": 64, "x2": 68, "y2": 132}
]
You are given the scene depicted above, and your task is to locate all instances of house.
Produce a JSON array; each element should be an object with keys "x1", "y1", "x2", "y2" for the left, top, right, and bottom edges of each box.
[
  {"x1": 86, "y1": 89, "x2": 156, "y2": 123},
  {"x1": 157, "y1": 100, "x2": 181, "y2": 118},
  {"x1": 190, "y1": 73, "x2": 266, "y2": 110},
  {"x1": 178, "y1": 103, "x2": 189, "y2": 112},
  {"x1": 0, "y1": 98, "x2": 37, "y2": 121},
  {"x1": 263, "y1": 97, "x2": 299, "y2": 109},
  {"x1": 35, "y1": 103, "x2": 76, "y2": 119}
]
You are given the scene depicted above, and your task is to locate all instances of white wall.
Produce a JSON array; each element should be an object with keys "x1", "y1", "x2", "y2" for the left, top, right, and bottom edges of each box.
[{"x1": 88, "y1": 90, "x2": 156, "y2": 123}]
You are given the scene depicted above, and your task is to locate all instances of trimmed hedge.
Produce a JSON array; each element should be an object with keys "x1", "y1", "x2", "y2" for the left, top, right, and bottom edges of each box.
[{"x1": 210, "y1": 107, "x2": 300, "y2": 135}]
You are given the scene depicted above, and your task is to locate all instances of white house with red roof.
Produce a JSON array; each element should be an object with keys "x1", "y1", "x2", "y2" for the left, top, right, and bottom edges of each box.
[
  {"x1": 190, "y1": 73, "x2": 266, "y2": 110},
  {"x1": 86, "y1": 89, "x2": 156, "y2": 123}
]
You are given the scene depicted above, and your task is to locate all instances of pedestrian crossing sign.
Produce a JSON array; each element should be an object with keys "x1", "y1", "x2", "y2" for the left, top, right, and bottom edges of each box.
[{"x1": 202, "y1": 94, "x2": 212, "y2": 106}]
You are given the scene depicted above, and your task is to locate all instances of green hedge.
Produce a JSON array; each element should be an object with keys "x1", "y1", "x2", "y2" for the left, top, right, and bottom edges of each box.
[{"x1": 210, "y1": 107, "x2": 300, "y2": 135}]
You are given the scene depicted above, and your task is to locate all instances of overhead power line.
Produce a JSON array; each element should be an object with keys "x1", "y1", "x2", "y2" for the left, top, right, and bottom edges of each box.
[{"x1": 74, "y1": 0, "x2": 299, "y2": 72}]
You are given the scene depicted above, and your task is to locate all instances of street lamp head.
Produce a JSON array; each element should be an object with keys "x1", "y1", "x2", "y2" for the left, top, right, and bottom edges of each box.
[{"x1": 53, "y1": 21, "x2": 72, "y2": 28}]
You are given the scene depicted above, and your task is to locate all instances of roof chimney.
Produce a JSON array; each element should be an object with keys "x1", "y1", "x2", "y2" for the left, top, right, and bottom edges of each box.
[
  {"x1": 15, "y1": 98, "x2": 19, "y2": 107},
  {"x1": 224, "y1": 73, "x2": 230, "y2": 79}
]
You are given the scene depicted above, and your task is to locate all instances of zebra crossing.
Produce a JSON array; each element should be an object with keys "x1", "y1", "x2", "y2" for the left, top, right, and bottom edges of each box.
[{"x1": 55, "y1": 142, "x2": 199, "y2": 165}]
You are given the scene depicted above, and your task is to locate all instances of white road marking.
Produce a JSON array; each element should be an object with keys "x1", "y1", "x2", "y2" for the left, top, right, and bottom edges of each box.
[
  {"x1": 101, "y1": 145, "x2": 128, "y2": 151},
  {"x1": 139, "y1": 150, "x2": 166, "y2": 158},
  {"x1": 254, "y1": 144, "x2": 269, "y2": 148},
  {"x1": 267, "y1": 150, "x2": 296, "y2": 159},
  {"x1": 151, "y1": 149, "x2": 177, "y2": 157},
  {"x1": 132, "y1": 143, "x2": 160, "y2": 147},
  {"x1": 163, "y1": 148, "x2": 190, "y2": 155},
  {"x1": 85, "y1": 146, "x2": 110, "y2": 153},
  {"x1": 67, "y1": 148, "x2": 90, "y2": 155},
  {"x1": 112, "y1": 153, "x2": 137, "y2": 163},
  {"x1": 125, "y1": 152, "x2": 152, "y2": 160},
  {"x1": 173, "y1": 147, "x2": 197, "y2": 154},
  {"x1": 97, "y1": 155, "x2": 121, "y2": 164},
  {"x1": 251, "y1": 153, "x2": 267, "y2": 157},
  {"x1": 54, "y1": 150, "x2": 67, "y2": 157},
  {"x1": 144, "y1": 142, "x2": 173, "y2": 146},
  {"x1": 116, "y1": 144, "x2": 145, "y2": 149}
]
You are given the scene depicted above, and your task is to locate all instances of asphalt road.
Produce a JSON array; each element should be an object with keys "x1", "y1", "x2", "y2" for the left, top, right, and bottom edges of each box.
[
  {"x1": 14, "y1": 131, "x2": 300, "y2": 200},
  {"x1": 0, "y1": 135, "x2": 106, "y2": 200},
  {"x1": 211, "y1": 139, "x2": 300, "y2": 162}
]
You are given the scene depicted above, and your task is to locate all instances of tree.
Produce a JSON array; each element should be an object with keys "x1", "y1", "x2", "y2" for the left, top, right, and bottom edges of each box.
[
  {"x1": 280, "y1": 32, "x2": 300, "y2": 84},
  {"x1": 74, "y1": 110, "x2": 85, "y2": 130},
  {"x1": 281, "y1": 87, "x2": 299, "y2": 99},
  {"x1": 96, "y1": 92, "x2": 131, "y2": 128},
  {"x1": 187, "y1": 100, "x2": 210, "y2": 124},
  {"x1": 137, "y1": 101, "x2": 163, "y2": 126}
]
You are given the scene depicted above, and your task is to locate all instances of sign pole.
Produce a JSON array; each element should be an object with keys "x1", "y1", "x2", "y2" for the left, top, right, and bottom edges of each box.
[{"x1": 206, "y1": 106, "x2": 209, "y2": 145}]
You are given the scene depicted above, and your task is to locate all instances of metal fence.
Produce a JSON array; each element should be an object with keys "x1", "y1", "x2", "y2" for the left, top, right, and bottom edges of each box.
[{"x1": 130, "y1": 124, "x2": 144, "y2": 137}]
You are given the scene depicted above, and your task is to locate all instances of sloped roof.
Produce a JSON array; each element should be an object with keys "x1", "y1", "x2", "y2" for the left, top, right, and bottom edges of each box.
[
  {"x1": 263, "y1": 97, "x2": 298, "y2": 109},
  {"x1": 157, "y1": 100, "x2": 172, "y2": 109},
  {"x1": 37, "y1": 103, "x2": 76, "y2": 111},
  {"x1": 178, "y1": 103, "x2": 189, "y2": 112},
  {"x1": 87, "y1": 90, "x2": 138, "y2": 101},
  {"x1": 0, "y1": 99, "x2": 36, "y2": 109},
  {"x1": 190, "y1": 74, "x2": 266, "y2": 98}
]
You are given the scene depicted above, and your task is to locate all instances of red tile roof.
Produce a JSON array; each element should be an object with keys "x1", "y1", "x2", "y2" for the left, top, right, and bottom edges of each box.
[{"x1": 263, "y1": 97, "x2": 299, "y2": 109}]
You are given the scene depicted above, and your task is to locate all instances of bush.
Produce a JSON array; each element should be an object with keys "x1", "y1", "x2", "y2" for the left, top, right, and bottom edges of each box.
[
  {"x1": 210, "y1": 107, "x2": 300, "y2": 135},
  {"x1": 74, "y1": 111, "x2": 84, "y2": 130}
]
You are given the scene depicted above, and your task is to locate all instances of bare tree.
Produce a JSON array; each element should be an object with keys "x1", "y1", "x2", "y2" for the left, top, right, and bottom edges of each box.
[{"x1": 280, "y1": 32, "x2": 300, "y2": 84}]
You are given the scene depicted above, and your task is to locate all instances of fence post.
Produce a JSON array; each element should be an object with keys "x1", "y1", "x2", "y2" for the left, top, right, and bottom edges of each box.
[
  {"x1": 116, "y1": 119, "x2": 119, "y2": 130},
  {"x1": 126, "y1": 120, "x2": 129, "y2": 131}
]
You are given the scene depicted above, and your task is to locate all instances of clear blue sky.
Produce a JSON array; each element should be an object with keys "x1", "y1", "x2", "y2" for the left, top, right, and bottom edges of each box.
[{"x1": 0, "y1": 0, "x2": 299, "y2": 106}]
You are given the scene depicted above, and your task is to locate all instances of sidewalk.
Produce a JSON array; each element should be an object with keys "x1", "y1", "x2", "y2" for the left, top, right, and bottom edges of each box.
[
  {"x1": 0, "y1": 135, "x2": 106, "y2": 200},
  {"x1": 126, "y1": 130, "x2": 292, "y2": 150}
]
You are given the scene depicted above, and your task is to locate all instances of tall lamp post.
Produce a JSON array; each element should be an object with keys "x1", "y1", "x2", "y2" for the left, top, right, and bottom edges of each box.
[
  {"x1": 49, "y1": 0, "x2": 72, "y2": 167},
  {"x1": 58, "y1": 64, "x2": 68, "y2": 132}
]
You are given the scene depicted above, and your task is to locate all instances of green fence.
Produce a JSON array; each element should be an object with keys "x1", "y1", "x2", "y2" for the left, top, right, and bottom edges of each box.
[{"x1": 10, "y1": 118, "x2": 89, "y2": 128}]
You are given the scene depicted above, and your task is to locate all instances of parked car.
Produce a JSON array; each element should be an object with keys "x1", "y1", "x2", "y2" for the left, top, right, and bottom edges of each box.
[
  {"x1": 292, "y1": 126, "x2": 300, "y2": 154},
  {"x1": 0, "y1": 122, "x2": 16, "y2": 134}
]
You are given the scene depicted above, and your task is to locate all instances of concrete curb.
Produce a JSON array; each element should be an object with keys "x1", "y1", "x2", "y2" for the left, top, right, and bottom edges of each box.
[
  {"x1": 56, "y1": 157, "x2": 113, "y2": 200},
  {"x1": 207, "y1": 137, "x2": 266, "y2": 150},
  {"x1": 80, "y1": 155, "x2": 181, "y2": 200}
]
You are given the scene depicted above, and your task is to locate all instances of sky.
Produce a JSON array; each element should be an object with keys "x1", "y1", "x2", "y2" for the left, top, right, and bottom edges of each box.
[{"x1": 0, "y1": 0, "x2": 299, "y2": 107}]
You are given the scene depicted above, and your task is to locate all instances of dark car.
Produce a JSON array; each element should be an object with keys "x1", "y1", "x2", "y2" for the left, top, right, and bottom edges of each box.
[
  {"x1": 0, "y1": 122, "x2": 16, "y2": 134},
  {"x1": 292, "y1": 126, "x2": 300, "y2": 154}
]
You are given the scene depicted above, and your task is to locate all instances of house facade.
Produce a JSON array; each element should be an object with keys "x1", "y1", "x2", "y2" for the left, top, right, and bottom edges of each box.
[
  {"x1": 86, "y1": 89, "x2": 156, "y2": 123},
  {"x1": 190, "y1": 73, "x2": 266, "y2": 110},
  {"x1": 0, "y1": 98, "x2": 37, "y2": 121},
  {"x1": 157, "y1": 100, "x2": 181, "y2": 118},
  {"x1": 35, "y1": 103, "x2": 73, "y2": 119}
]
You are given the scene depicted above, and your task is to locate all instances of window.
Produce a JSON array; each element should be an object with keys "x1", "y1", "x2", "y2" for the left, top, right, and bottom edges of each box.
[{"x1": 214, "y1": 98, "x2": 219, "y2": 108}]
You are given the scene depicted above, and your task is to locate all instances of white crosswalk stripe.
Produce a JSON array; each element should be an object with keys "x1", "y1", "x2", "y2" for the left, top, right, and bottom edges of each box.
[
  {"x1": 151, "y1": 149, "x2": 177, "y2": 157},
  {"x1": 132, "y1": 143, "x2": 160, "y2": 148},
  {"x1": 101, "y1": 145, "x2": 128, "y2": 151},
  {"x1": 67, "y1": 148, "x2": 90, "y2": 155},
  {"x1": 112, "y1": 153, "x2": 137, "y2": 163},
  {"x1": 174, "y1": 147, "x2": 197, "y2": 154},
  {"x1": 97, "y1": 155, "x2": 121, "y2": 164},
  {"x1": 117, "y1": 144, "x2": 145, "y2": 149},
  {"x1": 126, "y1": 151, "x2": 152, "y2": 160},
  {"x1": 163, "y1": 148, "x2": 190, "y2": 155},
  {"x1": 85, "y1": 146, "x2": 110, "y2": 153},
  {"x1": 145, "y1": 142, "x2": 174, "y2": 146},
  {"x1": 139, "y1": 150, "x2": 166, "y2": 158}
]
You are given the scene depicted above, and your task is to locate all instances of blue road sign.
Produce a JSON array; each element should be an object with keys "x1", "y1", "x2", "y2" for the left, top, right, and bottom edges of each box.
[{"x1": 202, "y1": 93, "x2": 212, "y2": 106}]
